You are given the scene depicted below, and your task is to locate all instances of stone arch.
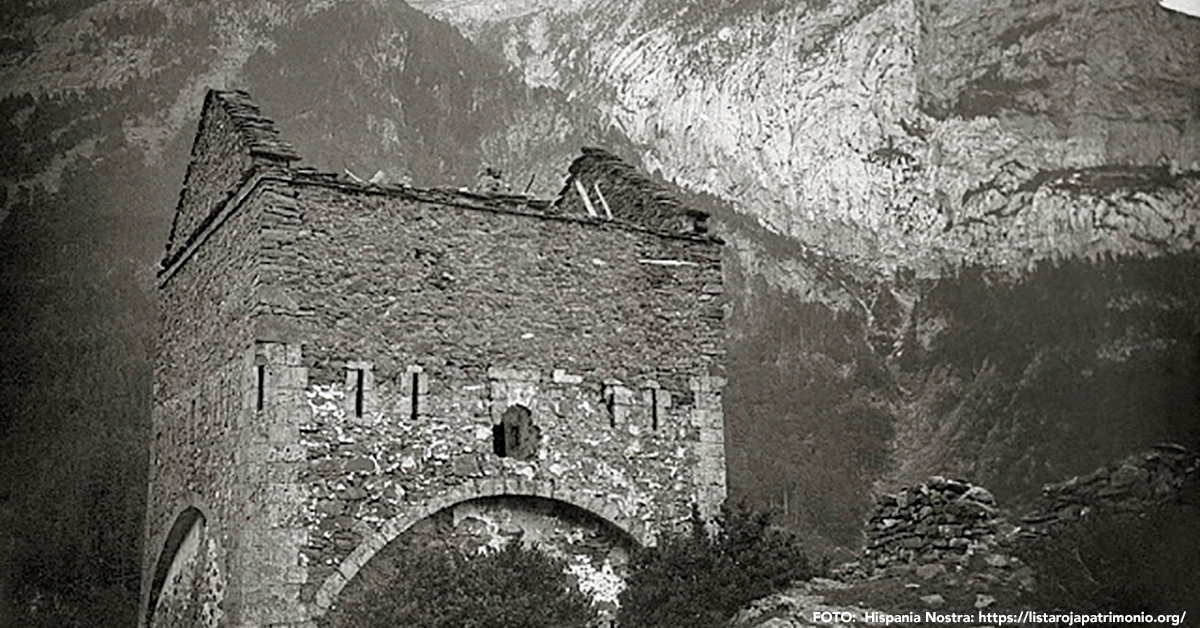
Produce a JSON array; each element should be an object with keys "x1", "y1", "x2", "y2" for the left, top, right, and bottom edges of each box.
[
  {"x1": 144, "y1": 505, "x2": 207, "y2": 627},
  {"x1": 312, "y1": 474, "x2": 648, "y2": 615},
  {"x1": 142, "y1": 494, "x2": 229, "y2": 628}
]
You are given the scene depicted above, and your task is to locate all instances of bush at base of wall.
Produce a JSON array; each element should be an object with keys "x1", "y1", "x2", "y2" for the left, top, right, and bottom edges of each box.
[
  {"x1": 617, "y1": 505, "x2": 822, "y2": 628},
  {"x1": 322, "y1": 541, "x2": 597, "y2": 628}
]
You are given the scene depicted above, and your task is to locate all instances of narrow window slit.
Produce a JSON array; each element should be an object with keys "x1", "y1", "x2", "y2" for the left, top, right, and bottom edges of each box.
[
  {"x1": 410, "y1": 372, "x2": 419, "y2": 422},
  {"x1": 256, "y1": 365, "x2": 265, "y2": 412},
  {"x1": 493, "y1": 424, "x2": 506, "y2": 457},
  {"x1": 651, "y1": 388, "x2": 658, "y2": 431},
  {"x1": 354, "y1": 369, "x2": 364, "y2": 418}
]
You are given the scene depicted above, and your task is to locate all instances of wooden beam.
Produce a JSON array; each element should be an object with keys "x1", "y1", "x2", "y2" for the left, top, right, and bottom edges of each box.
[
  {"x1": 574, "y1": 179, "x2": 598, "y2": 217},
  {"x1": 593, "y1": 181, "x2": 614, "y2": 220}
]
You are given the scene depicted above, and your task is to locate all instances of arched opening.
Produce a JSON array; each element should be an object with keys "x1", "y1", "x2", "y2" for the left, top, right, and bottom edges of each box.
[
  {"x1": 323, "y1": 495, "x2": 637, "y2": 627},
  {"x1": 145, "y1": 508, "x2": 224, "y2": 628}
]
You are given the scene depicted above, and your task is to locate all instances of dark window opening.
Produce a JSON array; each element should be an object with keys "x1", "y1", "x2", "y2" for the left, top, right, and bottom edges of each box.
[
  {"x1": 492, "y1": 423, "x2": 506, "y2": 457},
  {"x1": 411, "y1": 372, "x2": 420, "y2": 422},
  {"x1": 354, "y1": 369, "x2": 364, "y2": 417},
  {"x1": 651, "y1": 388, "x2": 658, "y2": 431},
  {"x1": 256, "y1": 365, "x2": 265, "y2": 412},
  {"x1": 492, "y1": 405, "x2": 538, "y2": 460}
]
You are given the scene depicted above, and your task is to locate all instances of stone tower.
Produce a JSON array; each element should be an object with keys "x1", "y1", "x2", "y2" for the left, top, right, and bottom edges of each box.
[{"x1": 140, "y1": 90, "x2": 727, "y2": 628}]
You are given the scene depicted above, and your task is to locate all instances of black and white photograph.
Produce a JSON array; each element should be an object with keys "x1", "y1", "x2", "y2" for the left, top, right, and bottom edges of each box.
[{"x1": 1, "y1": 1, "x2": 1198, "y2": 626}]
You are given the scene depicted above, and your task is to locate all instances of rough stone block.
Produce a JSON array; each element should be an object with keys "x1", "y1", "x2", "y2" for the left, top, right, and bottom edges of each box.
[
  {"x1": 487, "y1": 367, "x2": 539, "y2": 382},
  {"x1": 533, "y1": 479, "x2": 555, "y2": 499},
  {"x1": 552, "y1": 369, "x2": 583, "y2": 384},
  {"x1": 477, "y1": 476, "x2": 505, "y2": 497},
  {"x1": 598, "y1": 500, "x2": 624, "y2": 523},
  {"x1": 506, "y1": 475, "x2": 532, "y2": 496},
  {"x1": 377, "y1": 515, "x2": 412, "y2": 542},
  {"x1": 698, "y1": 427, "x2": 723, "y2": 444},
  {"x1": 239, "y1": 584, "x2": 305, "y2": 624},
  {"x1": 693, "y1": 441, "x2": 724, "y2": 461},
  {"x1": 452, "y1": 453, "x2": 482, "y2": 477}
]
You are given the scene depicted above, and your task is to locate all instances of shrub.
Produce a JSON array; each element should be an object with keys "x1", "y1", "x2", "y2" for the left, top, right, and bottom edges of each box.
[
  {"x1": 325, "y1": 541, "x2": 597, "y2": 628},
  {"x1": 617, "y1": 504, "x2": 819, "y2": 628}
]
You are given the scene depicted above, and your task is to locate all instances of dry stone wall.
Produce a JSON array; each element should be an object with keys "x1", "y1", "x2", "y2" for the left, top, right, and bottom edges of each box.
[
  {"x1": 849, "y1": 446, "x2": 1198, "y2": 588},
  {"x1": 855, "y1": 477, "x2": 1015, "y2": 582},
  {"x1": 1019, "y1": 444, "x2": 1199, "y2": 533}
]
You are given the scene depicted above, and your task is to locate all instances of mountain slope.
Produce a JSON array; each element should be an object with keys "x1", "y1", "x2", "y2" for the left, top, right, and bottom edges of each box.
[
  {"x1": 411, "y1": 0, "x2": 1200, "y2": 554},
  {"x1": 0, "y1": 2, "x2": 624, "y2": 625},
  {"x1": 420, "y1": 0, "x2": 1200, "y2": 267}
]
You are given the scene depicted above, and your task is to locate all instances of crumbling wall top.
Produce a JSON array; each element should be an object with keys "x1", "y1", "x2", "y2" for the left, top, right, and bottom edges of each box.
[
  {"x1": 162, "y1": 89, "x2": 300, "y2": 268},
  {"x1": 553, "y1": 147, "x2": 711, "y2": 235},
  {"x1": 207, "y1": 90, "x2": 300, "y2": 163}
]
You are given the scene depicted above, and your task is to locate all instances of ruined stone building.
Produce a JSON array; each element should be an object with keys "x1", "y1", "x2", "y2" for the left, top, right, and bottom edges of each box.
[{"x1": 139, "y1": 90, "x2": 727, "y2": 628}]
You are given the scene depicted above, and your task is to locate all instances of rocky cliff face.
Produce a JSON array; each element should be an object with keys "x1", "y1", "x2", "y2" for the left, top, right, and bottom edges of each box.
[
  {"x1": 414, "y1": 0, "x2": 1200, "y2": 554},
  {"x1": 420, "y1": 0, "x2": 1200, "y2": 268}
]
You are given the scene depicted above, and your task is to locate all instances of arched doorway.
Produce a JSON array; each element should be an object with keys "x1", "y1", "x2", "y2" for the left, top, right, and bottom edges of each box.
[
  {"x1": 322, "y1": 495, "x2": 638, "y2": 626},
  {"x1": 145, "y1": 508, "x2": 225, "y2": 628}
]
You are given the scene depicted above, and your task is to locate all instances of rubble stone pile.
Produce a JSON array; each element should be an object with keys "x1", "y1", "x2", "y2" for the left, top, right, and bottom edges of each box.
[
  {"x1": 859, "y1": 477, "x2": 1009, "y2": 578},
  {"x1": 1020, "y1": 443, "x2": 1198, "y2": 532}
]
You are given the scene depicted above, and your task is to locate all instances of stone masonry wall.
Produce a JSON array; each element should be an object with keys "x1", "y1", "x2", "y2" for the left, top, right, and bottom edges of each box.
[
  {"x1": 166, "y1": 91, "x2": 299, "y2": 262},
  {"x1": 148, "y1": 179, "x2": 324, "y2": 628},
  {"x1": 147, "y1": 98, "x2": 305, "y2": 626},
  {"x1": 144, "y1": 165, "x2": 265, "y2": 627},
  {"x1": 246, "y1": 177, "x2": 727, "y2": 614},
  {"x1": 167, "y1": 97, "x2": 253, "y2": 261},
  {"x1": 854, "y1": 477, "x2": 1017, "y2": 583},
  {"x1": 298, "y1": 367, "x2": 724, "y2": 613},
  {"x1": 147, "y1": 89, "x2": 728, "y2": 627},
  {"x1": 260, "y1": 176, "x2": 726, "y2": 389}
]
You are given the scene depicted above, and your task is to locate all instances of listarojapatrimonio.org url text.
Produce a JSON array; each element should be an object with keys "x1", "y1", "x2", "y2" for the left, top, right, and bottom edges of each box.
[{"x1": 835, "y1": 610, "x2": 1189, "y2": 625}]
